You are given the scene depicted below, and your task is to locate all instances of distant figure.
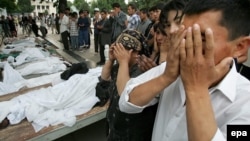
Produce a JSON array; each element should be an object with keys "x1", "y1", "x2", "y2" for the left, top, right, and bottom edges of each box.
[
  {"x1": 96, "y1": 9, "x2": 112, "y2": 66},
  {"x1": 110, "y1": 3, "x2": 127, "y2": 43},
  {"x1": 55, "y1": 13, "x2": 60, "y2": 34},
  {"x1": 59, "y1": 11, "x2": 70, "y2": 50},
  {"x1": 127, "y1": 3, "x2": 140, "y2": 30},
  {"x1": 93, "y1": 8, "x2": 101, "y2": 54}
]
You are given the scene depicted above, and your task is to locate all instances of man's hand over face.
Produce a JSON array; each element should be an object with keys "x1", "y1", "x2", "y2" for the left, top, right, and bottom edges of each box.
[
  {"x1": 180, "y1": 24, "x2": 232, "y2": 92},
  {"x1": 163, "y1": 25, "x2": 186, "y2": 81}
]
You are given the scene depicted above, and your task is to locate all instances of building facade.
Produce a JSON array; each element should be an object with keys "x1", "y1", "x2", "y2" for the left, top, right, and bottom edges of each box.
[{"x1": 31, "y1": 0, "x2": 57, "y2": 16}]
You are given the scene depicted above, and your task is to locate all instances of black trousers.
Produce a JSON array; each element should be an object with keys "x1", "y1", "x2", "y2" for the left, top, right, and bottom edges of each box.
[
  {"x1": 99, "y1": 44, "x2": 105, "y2": 63},
  {"x1": 94, "y1": 34, "x2": 99, "y2": 52},
  {"x1": 61, "y1": 31, "x2": 69, "y2": 50}
]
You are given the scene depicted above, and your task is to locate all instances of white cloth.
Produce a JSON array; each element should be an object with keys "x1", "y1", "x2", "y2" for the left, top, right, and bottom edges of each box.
[
  {"x1": 16, "y1": 57, "x2": 66, "y2": 76},
  {"x1": 2, "y1": 38, "x2": 37, "y2": 54},
  {"x1": 40, "y1": 16, "x2": 46, "y2": 27},
  {"x1": 10, "y1": 47, "x2": 50, "y2": 67},
  {"x1": 119, "y1": 62, "x2": 250, "y2": 141},
  {"x1": 0, "y1": 62, "x2": 26, "y2": 95},
  {"x1": 0, "y1": 67, "x2": 102, "y2": 132}
]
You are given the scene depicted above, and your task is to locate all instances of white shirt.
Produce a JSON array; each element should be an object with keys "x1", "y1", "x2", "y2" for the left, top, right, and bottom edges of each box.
[
  {"x1": 119, "y1": 62, "x2": 250, "y2": 141},
  {"x1": 40, "y1": 16, "x2": 46, "y2": 27},
  {"x1": 59, "y1": 15, "x2": 69, "y2": 33}
]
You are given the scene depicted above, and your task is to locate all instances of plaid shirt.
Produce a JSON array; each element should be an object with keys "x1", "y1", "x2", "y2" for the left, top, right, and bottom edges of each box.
[
  {"x1": 69, "y1": 20, "x2": 78, "y2": 36},
  {"x1": 127, "y1": 14, "x2": 140, "y2": 30}
]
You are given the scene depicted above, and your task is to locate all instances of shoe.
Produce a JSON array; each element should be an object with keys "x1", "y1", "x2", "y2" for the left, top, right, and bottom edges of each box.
[{"x1": 97, "y1": 61, "x2": 105, "y2": 66}]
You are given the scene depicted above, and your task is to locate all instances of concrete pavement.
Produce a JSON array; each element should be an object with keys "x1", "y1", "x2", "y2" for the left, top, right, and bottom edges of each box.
[{"x1": 45, "y1": 33, "x2": 100, "y2": 69}]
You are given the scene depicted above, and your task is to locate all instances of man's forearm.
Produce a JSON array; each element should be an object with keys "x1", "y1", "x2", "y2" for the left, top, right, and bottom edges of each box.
[
  {"x1": 186, "y1": 88, "x2": 217, "y2": 141},
  {"x1": 129, "y1": 74, "x2": 174, "y2": 106},
  {"x1": 116, "y1": 62, "x2": 130, "y2": 96},
  {"x1": 101, "y1": 60, "x2": 114, "y2": 80}
]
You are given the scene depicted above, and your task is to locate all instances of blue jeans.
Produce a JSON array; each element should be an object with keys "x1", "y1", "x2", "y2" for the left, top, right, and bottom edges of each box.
[
  {"x1": 71, "y1": 36, "x2": 78, "y2": 49},
  {"x1": 78, "y1": 30, "x2": 89, "y2": 46}
]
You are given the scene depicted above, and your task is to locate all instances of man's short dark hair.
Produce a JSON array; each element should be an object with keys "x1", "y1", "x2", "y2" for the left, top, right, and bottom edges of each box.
[
  {"x1": 155, "y1": 1, "x2": 166, "y2": 11},
  {"x1": 101, "y1": 8, "x2": 108, "y2": 14},
  {"x1": 65, "y1": 7, "x2": 70, "y2": 11},
  {"x1": 59, "y1": 10, "x2": 65, "y2": 14},
  {"x1": 79, "y1": 10, "x2": 83, "y2": 15},
  {"x1": 112, "y1": 3, "x2": 120, "y2": 8},
  {"x1": 184, "y1": 0, "x2": 250, "y2": 40},
  {"x1": 140, "y1": 8, "x2": 149, "y2": 17},
  {"x1": 128, "y1": 3, "x2": 137, "y2": 10},
  {"x1": 149, "y1": 6, "x2": 157, "y2": 12}
]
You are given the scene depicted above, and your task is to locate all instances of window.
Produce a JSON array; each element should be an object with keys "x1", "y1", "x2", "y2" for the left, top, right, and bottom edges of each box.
[
  {"x1": 37, "y1": 5, "x2": 40, "y2": 10},
  {"x1": 42, "y1": 6, "x2": 45, "y2": 10},
  {"x1": 46, "y1": 6, "x2": 49, "y2": 9}
]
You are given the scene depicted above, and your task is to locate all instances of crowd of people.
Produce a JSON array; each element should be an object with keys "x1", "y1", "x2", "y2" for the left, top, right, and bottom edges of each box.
[{"x1": 1, "y1": 0, "x2": 250, "y2": 140}]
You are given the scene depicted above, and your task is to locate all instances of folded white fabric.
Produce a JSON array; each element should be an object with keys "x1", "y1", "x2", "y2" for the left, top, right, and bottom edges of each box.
[
  {"x1": 16, "y1": 57, "x2": 66, "y2": 76},
  {"x1": 10, "y1": 47, "x2": 50, "y2": 67},
  {"x1": 0, "y1": 62, "x2": 26, "y2": 95},
  {"x1": 0, "y1": 67, "x2": 102, "y2": 132}
]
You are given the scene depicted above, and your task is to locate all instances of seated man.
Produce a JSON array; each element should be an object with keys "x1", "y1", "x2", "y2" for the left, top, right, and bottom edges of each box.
[{"x1": 119, "y1": 0, "x2": 250, "y2": 140}]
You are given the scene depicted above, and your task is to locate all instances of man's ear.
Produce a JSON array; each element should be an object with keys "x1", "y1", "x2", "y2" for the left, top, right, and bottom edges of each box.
[{"x1": 234, "y1": 36, "x2": 250, "y2": 63}]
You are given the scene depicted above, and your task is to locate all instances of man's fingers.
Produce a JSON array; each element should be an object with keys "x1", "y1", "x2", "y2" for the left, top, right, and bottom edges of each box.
[
  {"x1": 204, "y1": 28, "x2": 214, "y2": 59},
  {"x1": 185, "y1": 27, "x2": 193, "y2": 58},
  {"x1": 180, "y1": 39, "x2": 186, "y2": 61},
  {"x1": 193, "y1": 24, "x2": 202, "y2": 58}
]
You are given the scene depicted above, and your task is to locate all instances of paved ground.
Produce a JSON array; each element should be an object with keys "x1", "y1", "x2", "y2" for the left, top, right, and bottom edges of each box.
[{"x1": 44, "y1": 33, "x2": 101, "y2": 69}]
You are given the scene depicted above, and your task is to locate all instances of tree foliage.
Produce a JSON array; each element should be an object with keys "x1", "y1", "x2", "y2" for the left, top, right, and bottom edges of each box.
[
  {"x1": 17, "y1": 0, "x2": 35, "y2": 13},
  {"x1": 130, "y1": 0, "x2": 163, "y2": 9},
  {"x1": 73, "y1": 0, "x2": 90, "y2": 12},
  {"x1": 90, "y1": 0, "x2": 126, "y2": 16},
  {"x1": 0, "y1": 0, "x2": 17, "y2": 13}
]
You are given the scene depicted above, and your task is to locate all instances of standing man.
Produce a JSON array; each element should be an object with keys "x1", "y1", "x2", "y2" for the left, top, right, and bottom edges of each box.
[
  {"x1": 93, "y1": 8, "x2": 101, "y2": 54},
  {"x1": 96, "y1": 9, "x2": 112, "y2": 66},
  {"x1": 127, "y1": 3, "x2": 140, "y2": 30},
  {"x1": 137, "y1": 8, "x2": 151, "y2": 36},
  {"x1": 51, "y1": 13, "x2": 56, "y2": 34},
  {"x1": 55, "y1": 13, "x2": 60, "y2": 34},
  {"x1": 78, "y1": 10, "x2": 90, "y2": 50},
  {"x1": 59, "y1": 11, "x2": 69, "y2": 50},
  {"x1": 110, "y1": 3, "x2": 127, "y2": 43},
  {"x1": 39, "y1": 13, "x2": 47, "y2": 38},
  {"x1": 119, "y1": 0, "x2": 250, "y2": 140}
]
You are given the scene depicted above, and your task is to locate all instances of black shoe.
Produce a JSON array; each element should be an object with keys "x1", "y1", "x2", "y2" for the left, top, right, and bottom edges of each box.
[{"x1": 97, "y1": 61, "x2": 105, "y2": 66}]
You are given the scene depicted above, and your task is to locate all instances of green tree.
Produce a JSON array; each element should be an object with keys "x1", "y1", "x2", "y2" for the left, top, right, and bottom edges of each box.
[
  {"x1": 90, "y1": 0, "x2": 127, "y2": 15},
  {"x1": 131, "y1": 0, "x2": 167, "y2": 9},
  {"x1": 74, "y1": 0, "x2": 90, "y2": 11},
  {"x1": 17, "y1": 0, "x2": 35, "y2": 13},
  {"x1": 67, "y1": 1, "x2": 73, "y2": 8},
  {"x1": 0, "y1": 0, "x2": 17, "y2": 13}
]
